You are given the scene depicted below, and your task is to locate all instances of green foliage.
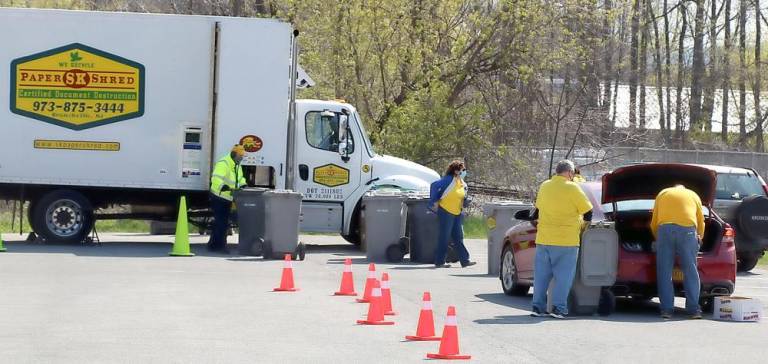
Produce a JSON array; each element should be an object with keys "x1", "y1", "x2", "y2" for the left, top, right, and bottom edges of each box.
[{"x1": 462, "y1": 215, "x2": 487, "y2": 239}]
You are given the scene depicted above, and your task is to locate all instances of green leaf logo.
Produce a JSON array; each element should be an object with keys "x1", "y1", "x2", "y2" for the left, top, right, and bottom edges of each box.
[{"x1": 69, "y1": 51, "x2": 82, "y2": 62}]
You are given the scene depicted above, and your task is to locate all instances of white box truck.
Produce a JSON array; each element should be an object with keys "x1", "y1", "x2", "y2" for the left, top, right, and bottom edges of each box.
[{"x1": 0, "y1": 8, "x2": 439, "y2": 244}]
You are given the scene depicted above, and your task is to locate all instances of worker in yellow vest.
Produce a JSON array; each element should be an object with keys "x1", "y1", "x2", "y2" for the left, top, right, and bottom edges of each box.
[{"x1": 207, "y1": 145, "x2": 247, "y2": 253}]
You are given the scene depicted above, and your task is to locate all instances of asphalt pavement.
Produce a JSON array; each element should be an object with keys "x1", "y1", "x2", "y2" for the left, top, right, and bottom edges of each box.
[{"x1": 0, "y1": 233, "x2": 766, "y2": 363}]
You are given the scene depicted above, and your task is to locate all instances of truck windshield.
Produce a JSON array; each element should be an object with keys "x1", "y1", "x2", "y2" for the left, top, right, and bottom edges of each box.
[{"x1": 354, "y1": 112, "x2": 376, "y2": 157}]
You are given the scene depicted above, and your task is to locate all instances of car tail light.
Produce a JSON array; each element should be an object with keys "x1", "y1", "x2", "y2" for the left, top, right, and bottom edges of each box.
[
  {"x1": 763, "y1": 184, "x2": 768, "y2": 196},
  {"x1": 722, "y1": 225, "x2": 735, "y2": 248}
]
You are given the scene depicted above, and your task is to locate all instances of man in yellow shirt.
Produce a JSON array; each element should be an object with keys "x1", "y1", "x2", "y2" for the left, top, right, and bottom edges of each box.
[
  {"x1": 651, "y1": 184, "x2": 705, "y2": 319},
  {"x1": 531, "y1": 160, "x2": 593, "y2": 319}
]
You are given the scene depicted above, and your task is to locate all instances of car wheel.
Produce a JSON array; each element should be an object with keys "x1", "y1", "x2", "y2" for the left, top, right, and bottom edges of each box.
[
  {"x1": 501, "y1": 244, "x2": 530, "y2": 296},
  {"x1": 32, "y1": 190, "x2": 94, "y2": 244},
  {"x1": 737, "y1": 252, "x2": 762, "y2": 272}
]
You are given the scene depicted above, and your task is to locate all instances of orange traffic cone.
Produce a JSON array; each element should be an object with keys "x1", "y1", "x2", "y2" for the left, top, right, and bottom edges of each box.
[
  {"x1": 334, "y1": 258, "x2": 357, "y2": 296},
  {"x1": 356, "y1": 279, "x2": 394, "y2": 325},
  {"x1": 405, "y1": 292, "x2": 441, "y2": 341},
  {"x1": 356, "y1": 263, "x2": 377, "y2": 303},
  {"x1": 381, "y1": 273, "x2": 396, "y2": 316},
  {"x1": 273, "y1": 254, "x2": 299, "y2": 292},
  {"x1": 427, "y1": 306, "x2": 471, "y2": 360}
]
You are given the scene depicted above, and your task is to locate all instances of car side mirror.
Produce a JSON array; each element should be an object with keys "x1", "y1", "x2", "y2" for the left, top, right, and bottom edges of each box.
[{"x1": 515, "y1": 209, "x2": 532, "y2": 221}]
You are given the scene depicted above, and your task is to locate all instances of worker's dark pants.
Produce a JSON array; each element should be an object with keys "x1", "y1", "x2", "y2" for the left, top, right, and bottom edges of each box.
[{"x1": 207, "y1": 193, "x2": 231, "y2": 249}]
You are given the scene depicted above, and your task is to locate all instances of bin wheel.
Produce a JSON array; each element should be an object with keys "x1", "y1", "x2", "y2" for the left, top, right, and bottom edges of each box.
[
  {"x1": 398, "y1": 236, "x2": 410, "y2": 254},
  {"x1": 295, "y1": 243, "x2": 306, "y2": 261},
  {"x1": 251, "y1": 238, "x2": 265, "y2": 256},
  {"x1": 386, "y1": 244, "x2": 405, "y2": 263},
  {"x1": 446, "y1": 245, "x2": 459, "y2": 263},
  {"x1": 262, "y1": 241, "x2": 273, "y2": 260},
  {"x1": 597, "y1": 289, "x2": 616, "y2": 316}
]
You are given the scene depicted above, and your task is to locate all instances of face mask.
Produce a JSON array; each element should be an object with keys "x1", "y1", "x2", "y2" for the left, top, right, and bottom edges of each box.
[{"x1": 460, "y1": 170, "x2": 467, "y2": 179}]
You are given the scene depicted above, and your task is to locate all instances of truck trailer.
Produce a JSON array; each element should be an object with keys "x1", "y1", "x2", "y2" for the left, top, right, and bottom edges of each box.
[{"x1": 0, "y1": 8, "x2": 439, "y2": 244}]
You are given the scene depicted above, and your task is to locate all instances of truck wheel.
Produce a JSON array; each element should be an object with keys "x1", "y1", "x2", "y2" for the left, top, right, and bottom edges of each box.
[
  {"x1": 32, "y1": 190, "x2": 94, "y2": 244},
  {"x1": 737, "y1": 252, "x2": 762, "y2": 272},
  {"x1": 501, "y1": 245, "x2": 530, "y2": 296},
  {"x1": 342, "y1": 203, "x2": 362, "y2": 246}
]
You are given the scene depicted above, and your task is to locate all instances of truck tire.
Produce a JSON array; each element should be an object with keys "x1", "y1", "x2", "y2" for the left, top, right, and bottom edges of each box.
[
  {"x1": 737, "y1": 252, "x2": 762, "y2": 272},
  {"x1": 736, "y1": 195, "x2": 768, "y2": 239},
  {"x1": 32, "y1": 190, "x2": 94, "y2": 244},
  {"x1": 342, "y1": 203, "x2": 362, "y2": 246}
]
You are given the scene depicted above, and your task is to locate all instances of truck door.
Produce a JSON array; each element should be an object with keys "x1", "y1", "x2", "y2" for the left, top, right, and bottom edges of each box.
[{"x1": 296, "y1": 109, "x2": 363, "y2": 232}]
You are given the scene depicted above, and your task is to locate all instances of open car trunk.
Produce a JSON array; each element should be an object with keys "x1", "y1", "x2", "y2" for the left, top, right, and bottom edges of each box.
[{"x1": 612, "y1": 211, "x2": 723, "y2": 253}]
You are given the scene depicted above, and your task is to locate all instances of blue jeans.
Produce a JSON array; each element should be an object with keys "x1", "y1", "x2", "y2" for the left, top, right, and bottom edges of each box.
[
  {"x1": 434, "y1": 207, "x2": 471, "y2": 266},
  {"x1": 532, "y1": 244, "x2": 579, "y2": 314},
  {"x1": 656, "y1": 224, "x2": 701, "y2": 314},
  {"x1": 207, "y1": 193, "x2": 231, "y2": 249}
]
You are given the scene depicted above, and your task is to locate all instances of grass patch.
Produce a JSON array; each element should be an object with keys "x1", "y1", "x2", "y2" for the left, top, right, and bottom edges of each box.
[
  {"x1": 760, "y1": 255, "x2": 768, "y2": 267},
  {"x1": 1, "y1": 212, "x2": 149, "y2": 234},
  {"x1": 463, "y1": 215, "x2": 488, "y2": 239},
  {"x1": 95, "y1": 220, "x2": 149, "y2": 233}
]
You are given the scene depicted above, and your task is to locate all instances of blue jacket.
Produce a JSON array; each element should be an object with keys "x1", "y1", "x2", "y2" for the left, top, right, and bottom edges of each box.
[{"x1": 429, "y1": 175, "x2": 469, "y2": 212}]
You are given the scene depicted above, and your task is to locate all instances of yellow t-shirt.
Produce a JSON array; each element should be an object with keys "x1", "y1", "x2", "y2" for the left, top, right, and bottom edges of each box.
[
  {"x1": 535, "y1": 175, "x2": 593, "y2": 246},
  {"x1": 651, "y1": 186, "x2": 705, "y2": 238},
  {"x1": 439, "y1": 177, "x2": 466, "y2": 216}
]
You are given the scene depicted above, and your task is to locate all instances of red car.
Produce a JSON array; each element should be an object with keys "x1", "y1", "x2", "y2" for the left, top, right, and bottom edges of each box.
[{"x1": 499, "y1": 164, "x2": 737, "y2": 310}]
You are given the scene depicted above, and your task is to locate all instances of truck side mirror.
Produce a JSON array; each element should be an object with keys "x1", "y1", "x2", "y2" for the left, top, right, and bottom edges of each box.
[
  {"x1": 338, "y1": 115, "x2": 350, "y2": 162},
  {"x1": 339, "y1": 115, "x2": 349, "y2": 142}
]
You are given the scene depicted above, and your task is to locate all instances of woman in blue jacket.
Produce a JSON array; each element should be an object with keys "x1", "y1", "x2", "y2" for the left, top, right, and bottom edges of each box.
[{"x1": 429, "y1": 160, "x2": 476, "y2": 268}]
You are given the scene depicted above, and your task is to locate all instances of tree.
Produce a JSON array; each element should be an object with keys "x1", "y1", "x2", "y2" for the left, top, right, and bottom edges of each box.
[
  {"x1": 701, "y1": 0, "x2": 719, "y2": 133},
  {"x1": 754, "y1": 0, "x2": 763, "y2": 152},
  {"x1": 676, "y1": 1, "x2": 688, "y2": 143},
  {"x1": 739, "y1": 0, "x2": 748, "y2": 148},
  {"x1": 722, "y1": 0, "x2": 731, "y2": 142},
  {"x1": 647, "y1": 0, "x2": 666, "y2": 138},
  {"x1": 629, "y1": 0, "x2": 641, "y2": 129},
  {"x1": 639, "y1": 1, "x2": 648, "y2": 130},
  {"x1": 689, "y1": 0, "x2": 706, "y2": 133}
]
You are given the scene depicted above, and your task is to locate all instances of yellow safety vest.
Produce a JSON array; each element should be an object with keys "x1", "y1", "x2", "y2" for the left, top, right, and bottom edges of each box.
[{"x1": 210, "y1": 155, "x2": 246, "y2": 201}]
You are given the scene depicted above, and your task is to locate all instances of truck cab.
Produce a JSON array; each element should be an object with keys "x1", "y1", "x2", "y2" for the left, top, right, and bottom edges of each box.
[{"x1": 294, "y1": 99, "x2": 439, "y2": 243}]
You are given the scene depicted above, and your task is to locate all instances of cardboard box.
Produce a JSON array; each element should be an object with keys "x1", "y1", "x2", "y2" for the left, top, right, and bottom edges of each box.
[{"x1": 713, "y1": 296, "x2": 763, "y2": 322}]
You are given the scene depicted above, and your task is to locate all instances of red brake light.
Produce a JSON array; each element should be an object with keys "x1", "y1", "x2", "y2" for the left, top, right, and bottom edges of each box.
[
  {"x1": 722, "y1": 225, "x2": 735, "y2": 247},
  {"x1": 763, "y1": 184, "x2": 768, "y2": 196}
]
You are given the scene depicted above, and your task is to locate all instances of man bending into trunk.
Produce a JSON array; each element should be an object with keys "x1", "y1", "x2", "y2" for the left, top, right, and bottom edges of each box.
[{"x1": 651, "y1": 184, "x2": 705, "y2": 320}]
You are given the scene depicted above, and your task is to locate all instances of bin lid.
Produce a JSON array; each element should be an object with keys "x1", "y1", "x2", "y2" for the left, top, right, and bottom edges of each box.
[{"x1": 482, "y1": 201, "x2": 533, "y2": 215}]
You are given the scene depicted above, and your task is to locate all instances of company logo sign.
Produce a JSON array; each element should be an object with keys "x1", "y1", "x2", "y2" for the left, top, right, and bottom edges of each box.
[
  {"x1": 10, "y1": 43, "x2": 145, "y2": 130},
  {"x1": 313, "y1": 164, "x2": 350, "y2": 187}
]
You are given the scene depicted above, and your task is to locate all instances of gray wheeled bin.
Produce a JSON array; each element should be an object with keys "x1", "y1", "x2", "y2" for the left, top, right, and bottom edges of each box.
[
  {"x1": 483, "y1": 201, "x2": 533, "y2": 276},
  {"x1": 360, "y1": 191, "x2": 408, "y2": 262},
  {"x1": 261, "y1": 189, "x2": 305, "y2": 260},
  {"x1": 234, "y1": 188, "x2": 268, "y2": 256},
  {"x1": 405, "y1": 195, "x2": 460, "y2": 264},
  {"x1": 547, "y1": 221, "x2": 619, "y2": 315}
]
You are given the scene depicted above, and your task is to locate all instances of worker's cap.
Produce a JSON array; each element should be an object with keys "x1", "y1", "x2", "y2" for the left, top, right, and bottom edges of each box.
[{"x1": 231, "y1": 144, "x2": 246, "y2": 157}]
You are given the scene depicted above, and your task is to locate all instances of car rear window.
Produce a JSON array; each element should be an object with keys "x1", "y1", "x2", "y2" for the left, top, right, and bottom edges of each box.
[{"x1": 715, "y1": 173, "x2": 766, "y2": 200}]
